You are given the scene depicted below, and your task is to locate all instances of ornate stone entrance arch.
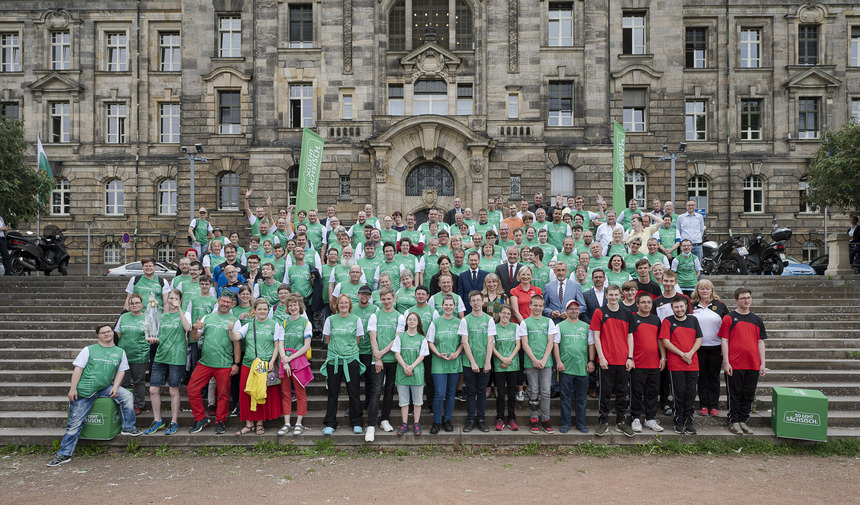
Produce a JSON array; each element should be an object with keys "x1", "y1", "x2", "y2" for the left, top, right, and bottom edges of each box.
[{"x1": 362, "y1": 116, "x2": 496, "y2": 217}]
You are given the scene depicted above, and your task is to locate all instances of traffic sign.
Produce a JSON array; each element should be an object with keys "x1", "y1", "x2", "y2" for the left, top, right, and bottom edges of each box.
[{"x1": 122, "y1": 233, "x2": 130, "y2": 243}]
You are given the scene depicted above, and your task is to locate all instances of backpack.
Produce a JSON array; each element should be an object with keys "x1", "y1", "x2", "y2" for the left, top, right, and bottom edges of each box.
[{"x1": 132, "y1": 274, "x2": 170, "y2": 289}]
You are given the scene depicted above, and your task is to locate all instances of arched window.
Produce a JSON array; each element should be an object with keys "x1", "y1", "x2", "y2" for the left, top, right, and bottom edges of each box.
[
  {"x1": 625, "y1": 170, "x2": 646, "y2": 208},
  {"x1": 157, "y1": 243, "x2": 176, "y2": 264},
  {"x1": 105, "y1": 179, "x2": 124, "y2": 215},
  {"x1": 219, "y1": 172, "x2": 240, "y2": 210},
  {"x1": 104, "y1": 242, "x2": 121, "y2": 265},
  {"x1": 405, "y1": 162, "x2": 455, "y2": 196},
  {"x1": 801, "y1": 241, "x2": 819, "y2": 263},
  {"x1": 51, "y1": 178, "x2": 70, "y2": 215},
  {"x1": 743, "y1": 175, "x2": 764, "y2": 213},
  {"x1": 287, "y1": 165, "x2": 299, "y2": 207},
  {"x1": 388, "y1": 0, "x2": 473, "y2": 51},
  {"x1": 550, "y1": 165, "x2": 574, "y2": 197},
  {"x1": 798, "y1": 175, "x2": 817, "y2": 213},
  {"x1": 687, "y1": 176, "x2": 709, "y2": 212},
  {"x1": 158, "y1": 178, "x2": 177, "y2": 215}
]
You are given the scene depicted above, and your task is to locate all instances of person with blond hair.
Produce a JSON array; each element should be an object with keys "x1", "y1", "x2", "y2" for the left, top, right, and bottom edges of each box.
[{"x1": 692, "y1": 279, "x2": 728, "y2": 417}]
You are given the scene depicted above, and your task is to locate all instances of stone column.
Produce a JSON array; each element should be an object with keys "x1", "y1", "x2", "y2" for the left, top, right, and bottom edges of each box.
[{"x1": 825, "y1": 233, "x2": 855, "y2": 276}]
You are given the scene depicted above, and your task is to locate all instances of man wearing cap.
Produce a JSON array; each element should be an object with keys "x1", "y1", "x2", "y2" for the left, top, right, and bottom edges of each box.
[
  {"x1": 188, "y1": 208, "x2": 213, "y2": 256},
  {"x1": 554, "y1": 298, "x2": 593, "y2": 433}
]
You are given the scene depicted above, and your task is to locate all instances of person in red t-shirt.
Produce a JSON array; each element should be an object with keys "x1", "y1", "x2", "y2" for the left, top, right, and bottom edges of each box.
[
  {"x1": 629, "y1": 293, "x2": 666, "y2": 433},
  {"x1": 652, "y1": 270, "x2": 691, "y2": 416},
  {"x1": 659, "y1": 295, "x2": 703, "y2": 435},
  {"x1": 590, "y1": 284, "x2": 635, "y2": 437},
  {"x1": 719, "y1": 287, "x2": 767, "y2": 436}
]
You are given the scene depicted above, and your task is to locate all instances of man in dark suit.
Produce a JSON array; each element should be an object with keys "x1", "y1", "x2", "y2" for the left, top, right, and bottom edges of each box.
[
  {"x1": 542, "y1": 262, "x2": 586, "y2": 325},
  {"x1": 528, "y1": 192, "x2": 552, "y2": 216},
  {"x1": 581, "y1": 268, "x2": 608, "y2": 324},
  {"x1": 494, "y1": 245, "x2": 521, "y2": 296},
  {"x1": 444, "y1": 197, "x2": 465, "y2": 225},
  {"x1": 458, "y1": 250, "x2": 488, "y2": 314}
]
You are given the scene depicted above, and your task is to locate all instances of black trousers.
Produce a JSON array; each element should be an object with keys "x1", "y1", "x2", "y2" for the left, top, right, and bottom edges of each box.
[
  {"x1": 726, "y1": 369, "x2": 759, "y2": 424},
  {"x1": 367, "y1": 361, "x2": 397, "y2": 425},
  {"x1": 659, "y1": 368, "x2": 672, "y2": 407},
  {"x1": 697, "y1": 345, "x2": 722, "y2": 410},
  {"x1": 423, "y1": 357, "x2": 434, "y2": 408},
  {"x1": 494, "y1": 370, "x2": 518, "y2": 422},
  {"x1": 359, "y1": 353, "x2": 373, "y2": 408},
  {"x1": 630, "y1": 367, "x2": 659, "y2": 420},
  {"x1": 597, "y1": 364, "x2": 630, "y2": 425},
  {"x1": 0, "y1": 236, "x2": 13, "y2": 274},
  {"x1": 670, "y1": 370, "x2": 698, "y2": 428},
  {"x1": 323, "y1": 360, "x2": 363, "y2": 429}
]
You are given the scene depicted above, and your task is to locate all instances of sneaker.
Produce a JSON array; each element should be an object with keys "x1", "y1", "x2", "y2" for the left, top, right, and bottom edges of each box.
[
  {"x1": 455, "y1": 391, "x2": 466, "y2": 402},
  {"x1": 541, "y1": 421, "x2": 554, "y2": 433},
  {"x1": 616, "y1": 422, "x2": 635, "y2": 438},
  {"x1": 47, "y1": 455, "x2": 72, "y2": 467},
  {"x1": 595, "y1": 424, "x2": 609, "y2": 437},
  {"x1": 515, "y1": 390, "x2": 525, "y2": 401},
  {"x1": 413, "y1": 423, "x2": 422, "y2": 435},
  {"x1": 380, "y1": 420, "x2": 394, "y2": 432},
  {"x1": 494, "y1": 419, "x2": 505, "y2": 431},
  {"x1": 644, "y1": 419, "x2": 664, "y2": 432},
  {"x1": 476, "y1": 420, "x2": 490, "y2": 432},
  {"x1": 293, "y1": 424, "x2": 304, "y2": 436},
  {"x1": 577, "y1": 426, "x2": 590, "y2": 433},
  {"x1": 674, "y1": 423, "x2": 685, "y2": 434},
  {"x1": 164, "y1": 422, "x2": 179, "y2": 436},
  {"x1": 699, "y1": 407, "x2": 709, "y2": 417},
  {"x1": 529, "y1": 418, "x2": 539, "y2": 433},
  {"x1": 397, "y1": 423, "x2": 409, "y2": 436},
  {"x1": 278, "y1": 424, "x2": 292, "y2": 436},
  {"x1": 230, "y1": 406, "x2": 239, "y2": 417},
  {"x1": 214, "y1": 421, "x2": 226, "y2": 435},
  {"x1": 365, "y1": 426, "x2": 375, "y2": 442},
  {"x1": 121, "y1": 428, "x2": 144, "y2": 437},
  {"x1": 508, "y1": 420, "x2": 519, "y2": 431},
  {"x1": 729, "y1": 422, "x2": 743, "y2": 435},
  {"x1": 685, "y1": 423, "x2": 698, "y2": 435},
  {"x1": 442, "y1": 420, "x2": 454, "y2": 432},
  {"x1": 322, "y1": 426, "x2": 335, "y2": 436},
  {"x1": 559, "y1": 426, "x2": 569, "y2": 433},
  {"x1": 189, "y1": 418, "x2": 210, "y2": 433},
  {"x1": 709, "y1": 409, "x2": 720, "y2": 417},
  {"x1": 663, "y1": 405, "x2": 674, "y2": 416},
  {"x1": 630, "y1": 418, "x2": 642, "y2": 433},
  {"x1": 144, "y1": 420, "x2": 165, "y2": 435},
  {"x1": 739, "y1": 422, "x2": 754, "y2": 435},
  {"x1": 353, "y1": 425, "x2": 363, "y2": 435},
  {"x1": 463, "y1": 420, "x2": 475, "y2": 433},
  {"x1": 429, "y1": 423, "x2": 440, "y2": 435}
]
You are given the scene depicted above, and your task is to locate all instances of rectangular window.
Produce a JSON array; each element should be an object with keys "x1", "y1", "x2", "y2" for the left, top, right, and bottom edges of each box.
[
  {"x1": 457, "y1": 84, "x2": 473, "y2": 115},
  {"x1": 218, "y1": 15, "x2": 242, "y2": 57},
  {"x1": 455, "y1": 1, "x2": 473, "y2": 50},
  {"x1": 50, "y1": 102, "x2": 70, "y2": 143},
  {"x1": 339, "y1": 175, "x2": 351, "y2": 198},
  {"x1": 51, "y1": 31, "x2": 71, "y2": 70},
  {"x1": 388, "y1": 84, "x2": 404, "y2": 115},
  {"x1": 798, "y1": 97, "x2": 819, "y2": 139},
  {"x1": 159, "y1": 32, "x2": 180, "y2": 71},
  {"x1": 414, "y1": 80, "x2": 447, "y2": 115},
  {"x1": 851, "y1": 98, "x2": 860, "y2": 124},
  {"x1": 798, "y1": 24, "x2": 818, "y2": 65},
  {"x1": 289, "y1": 84, "x2": 313, "y2": 127},
  {"x1": 548, "y1": 3, "x2": 573, "y2": 47},
  {"x1": 685, "y1": 27, "x2": 706, "y2": 68},
  {"x1": 508, "y1": 93, "x2": 519, "y2": 119},
  {"x1": 0, "y1": 102, "x2": 19, "y2": 120},
  {"x1": 342, "y1": 94, "x2": 353, "y2": 120},
  {"x1": 289, "y1": 5, "x2": 313, "y2": 48},
  {"x1": 510, "y1": 175, "x2": 521, "y2": 197},
  {"x1": 548, "y1": 82, "x2": 573, "y2": 126},
  {"x1": 388, "y1": 1, "x2": 406, "y2": 51},
  {"x1": 158, "y1": 179, "x2": 177, "y2": 215},
  {"x1": 685, "y1": 100, "x2": 706, "y2": 141},
  {"x1": 622, "y1": 88, "x2": 646, "y2": 132},
  {"x1": 52, "y1": 179, "x2": 70, "y2": 215},
  {"x1": 106, "y1": 103, "x2": 127, "y2": 143},
  {"x1": 740, "y1": 99, "x2": 762, "y2": 140},
  {"x1": 159, "y1": 103, "x2": 180, "y2": 143},
  {"x1": 218, "y1": 91, "x2": 241, "y2": 134},
  {"x1": 106, "y1": 32, "x2": 128, "y2": 71},
  {"x1": 739, "y1": 28, "x2": 761, "y2": 68},
  {"x1": 622, "y1": 12, "x2": 646, "y2": 55},
  {"x1": 851, "y1": 27, "x2": 860, "y2": 67},
  {"x1": 0, "y1": 32, "x2": 21, "y2": 72}
]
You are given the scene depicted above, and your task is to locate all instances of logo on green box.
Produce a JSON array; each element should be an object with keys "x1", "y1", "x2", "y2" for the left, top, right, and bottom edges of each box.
[
  {"x1": 86, "y1": 413, "x2": 105, "y2": 425},
  {"x1": 783, "y1": 411, "x2": 821, "y2": 426}
]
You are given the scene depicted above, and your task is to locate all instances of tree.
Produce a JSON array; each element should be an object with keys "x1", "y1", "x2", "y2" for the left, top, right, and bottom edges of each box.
[
  {"x1": 805, "y1": 120, "x2": 860, "y2": 214},
  {"x1": 0, "y1": 119, "x2": 53, "y2": 228}
]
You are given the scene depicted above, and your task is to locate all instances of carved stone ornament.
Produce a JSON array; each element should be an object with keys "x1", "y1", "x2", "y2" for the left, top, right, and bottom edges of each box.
[
  {"x1": 556, "y1": 147, "x2": 570, "y2": 166},
  {"x1": 422, "y1": 189, "x2": 438, "y2": 209},
  {"x1": 44, "y1": 9, "x2": 71, "y2": 29},
  {"x1": 470, "y1": 156, "x2": 484, "y2": 182},
  {"x1": 797, "y1": 3, "x2": 826, "y2": 23},
  {"x1": 343, "y1": 0, "x2": 353, "y2": 74},
  {"x1": 400, "y1": 45, "x2": 461, "y2": 83},
  {"x1": 508, "y1": 0, "x2": 518, "y2": 73},
  {"x1": 373, "y1": 155, "x2": 388, "y2": 182}
]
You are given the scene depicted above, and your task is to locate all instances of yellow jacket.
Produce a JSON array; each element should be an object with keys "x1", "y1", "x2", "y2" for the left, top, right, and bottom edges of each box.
[{"x1": 245, "y1": 358, "x2": 268, "y2": 411}]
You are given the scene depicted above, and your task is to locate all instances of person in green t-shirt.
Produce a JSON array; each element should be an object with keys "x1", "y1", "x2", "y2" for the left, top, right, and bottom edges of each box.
[
  {"x1": 671, "y1": 239, "x2": 701, "y2": 295},
  {"x1": 553, "y1": 299, "x2": 594, "y2": 433},
  {"x1": 458, "y1": 290, "x2": 497, "y2": 432},
  {"x1": 236, "y1": 298, "x2": 285, "y2": 435},
  {"x1": 376, "y1": 242, "x2": 405, "y2": 293},
  {"x1": 124, "y1": 257, "x2": 169, "y2": 311},
  {"x1": 492, "y1": 304, "x2": 521, "y2": 431},
  {"x1": 48, "y1": 324, "x2": 141, "y2": 466},
  {"x1": 144, "y1": 289, "x2": 192, "y2": 436},
  {"x1": 658, "y1": 214, "x2": 681, "y2": 258},
  {"x1": 321, "y1": 294, "x2": 365, "y2": 435},
  {"x1": 518, "y1": 294, "x2": 558, "y2": 433},
  {"x1": 188, "y1": 207, "x2": 213, "y2": 256},
  {"x1": 365, "y1": 287, "x2": 407, "y2": 441},
  {"x1": 114, "y1": 294, "x2": 148, "y2": 412},
  {"x1": 253, "y1": 263, "x2": 280, "y2": 307},
  {"x1": 395, "y1": 269, "x2": 418, "y2": 314},
  {"x1": 184, "y1": 274, "x2": 216, "y2": 383},
  {"x1": 358, "y1": 242, "x2": 383, "y2": 289},
  {"x1": 392, "y1": 312, "x2": 430, "y2": 435},
  {"x1": 352, "y1": 285, "x2": 377, "y2": 410},
  {"x1": 426, "y1": 294, "x2": 463, "y2": 434},
  {"x1": 277, "y1": 294, "x2": 313, "y2": 437}
]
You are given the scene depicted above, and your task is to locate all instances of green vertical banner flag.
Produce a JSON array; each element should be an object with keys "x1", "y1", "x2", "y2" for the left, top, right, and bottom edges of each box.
[
  {"x1": 611, "y1": 121, "x2": 626, "y2": 216},
  {"x1": 296, "y1": 128, "x2": 324, "y2": 213},
  {"x1": 37, "y1": 134, "x2": 53, "y2": 178}
]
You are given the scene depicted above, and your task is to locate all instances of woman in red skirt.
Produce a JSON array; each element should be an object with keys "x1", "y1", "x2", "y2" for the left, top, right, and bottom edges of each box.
[{"x1": 236, "y1": 298, "x2": 283, "y2": 435}]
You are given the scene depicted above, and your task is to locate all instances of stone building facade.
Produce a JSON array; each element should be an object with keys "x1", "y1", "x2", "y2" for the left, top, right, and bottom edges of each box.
[{"x1": 1, "y1": 0, "x2": 856, "y2": 269}]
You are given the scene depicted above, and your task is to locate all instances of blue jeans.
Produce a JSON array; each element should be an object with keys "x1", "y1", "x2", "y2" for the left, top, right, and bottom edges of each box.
[
  {"x1": 559, "y1": 374, "x2": 588, "y2": 429},
  {"x1": 463, "y1": 367, "x2": 490, "y2": 422},
  {"x1": 57, "y1": 385, "x2": 137, "y2": 457},
  {"x1": 691, "y1": 245, "x2": 704, "y2": 267},
  {"x1": 432, "y1": 373, "x2": 459, "y2": 424}
]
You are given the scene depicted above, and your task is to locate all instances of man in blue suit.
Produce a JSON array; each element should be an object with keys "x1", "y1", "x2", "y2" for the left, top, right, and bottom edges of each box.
[
  {"x1": 458, "y1": 250, "x2": 488, "y2": 314},
  {"x1": 542, "y1": 262, "x2": 586, "y2": 325}
]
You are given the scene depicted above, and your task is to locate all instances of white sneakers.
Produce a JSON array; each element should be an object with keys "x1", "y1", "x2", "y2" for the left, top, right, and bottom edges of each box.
[
  {"x1": 365, "y1": 426, "x2": 375, "y2": 442},
  {"x1": 380, "y1": 420, "x2": 394, "y2": 432},
  {"x1": 631, "y1": 418, "x2": 643, "y2": 432},
  {"x1": 644, "y1": 419, "x2": 664, "y2": 432}
]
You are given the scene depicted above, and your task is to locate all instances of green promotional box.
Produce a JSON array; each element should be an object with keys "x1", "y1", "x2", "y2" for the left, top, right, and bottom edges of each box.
[
  {"x1": 771, "y1": 387, "x2": 828, "y2": 442},
  {"x1": 70, "y1": 398, "x2": 122, "y2": 440}
]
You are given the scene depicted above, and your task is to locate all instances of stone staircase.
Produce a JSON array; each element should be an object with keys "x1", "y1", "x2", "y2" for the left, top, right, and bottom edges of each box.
[{"x1": 0, "y1": 275, "x2": 858, "y2": 448}]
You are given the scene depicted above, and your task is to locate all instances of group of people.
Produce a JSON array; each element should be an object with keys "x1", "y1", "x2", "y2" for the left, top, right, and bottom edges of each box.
[{"x1": 50, "y1": 191, "x2": 768, "y2": 467}]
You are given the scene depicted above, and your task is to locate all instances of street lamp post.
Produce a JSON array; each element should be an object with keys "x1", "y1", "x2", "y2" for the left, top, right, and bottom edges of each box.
[
  {"x1": 182, "y1": 144, "x2": 208, "y2": 222},
  {"x1": 658, "y1": 142, "x2": 687, "y2": 205}
]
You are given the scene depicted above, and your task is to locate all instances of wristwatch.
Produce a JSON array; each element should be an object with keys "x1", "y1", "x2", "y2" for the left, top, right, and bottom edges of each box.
[{"x1": 233, "y1": 362, "x2": 241, "y2": 366}]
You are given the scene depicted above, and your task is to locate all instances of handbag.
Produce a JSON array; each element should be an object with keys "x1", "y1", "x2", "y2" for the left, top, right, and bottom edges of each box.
[{"x1": 253, "y1": 320, "x2": 281, "y2": 387}]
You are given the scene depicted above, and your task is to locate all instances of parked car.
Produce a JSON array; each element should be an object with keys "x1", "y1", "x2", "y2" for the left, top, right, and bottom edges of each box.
[
  {"x1": 781, "y1": 255, "x2": 817, "y2": 276},
  {"x1": 808, "y1": 255, "x2": 829, "y2": 275},
  {"x1": 106, "y1": 261, "x2": 177, "y2": 278}
]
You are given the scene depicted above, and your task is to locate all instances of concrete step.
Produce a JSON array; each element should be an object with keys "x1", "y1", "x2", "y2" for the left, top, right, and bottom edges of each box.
[
  {"x1": 766, "y1": 338, "x2": 860, "y2": 349},
  {"x1": 764, "y1": 359, "x2": 860, "y2": 370}
]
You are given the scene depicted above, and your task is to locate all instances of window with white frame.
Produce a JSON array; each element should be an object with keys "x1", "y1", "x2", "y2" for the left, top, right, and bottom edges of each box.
[
  {"x1": 0, "y1": 32, "x2": 21, "y2": 72},
  {"x1": 622, "y1": 12, "x2": 646, "y2": 55},
  {"x1": 622, "y1": 88, "x2": 646, "y2": 132},
  {"x1": 850, "y1": 98, "x2": 860, "y2": 124},
  {"x1": 743, "y1": 175, "x2": 764, "y2": 213},
  {"x1": 289, "y1": 4, "x2": 313, "y2": 48},
  {"x1": 105, "y1": 179, "x2": 124, "y2": 215},
  {"x1": 798, "y1": 175, "x2": 817, "y2": 213},
  {"x1": 219, "y1": 172, "x2": 240, "y2": 210},
  {"x1": 415, "y1": 80, "x2": 447, "y2": 115},
  {"x1": 51, "y1": 179, "x2": 71, "y2": 215},
  {"x1": 739, "y1": 28, "x2": 761, "y2": 68},
  {"x1": 106, "y1": 103, "x2": 127, "y2": 143},
  {"x1": 289, "y1": 84, "x2": 313, "y2": 127},
  {"x1": 106, "y1": 32, "x2": 128, "y2": 71},
  {"x1": 218, "y1": 91, "x2": 241, "y2": 134},
  {"x1": 685, "y1": 100, "x2": 706, "y2": 141},
  {"x1": 287, "y1": 165, "x2": 298, "y2": 206},
  {"x1": 801, "y1": 241, "x2": 819, "y2": 263},
  {"x1": 159, "y1": 103, "x2": 180, "y2": 143},
  {"x1": 798, "y1": 97, "x2": 819, "y2": 139},
  {"x1": 50, "y1": 102, "x2": 70, "y2": 143},
  {"x1": 457, "y1": 84, "x2": 473, "y2": 115},
  {"x1": 157, "y1": 243, "x2": 176, "y2": 264},
  {"x1": 548, "y1": 3, "x2": 573, "y2": 47},
  {"x1": 158, "y1": 178, "x2": 177, "y2": 215},
  {"x1": 218, "y1": 15, "x2": 242, "y2": 57},
  {"x1": 851, "y1": 26, "x2": 860, "y2": 67},
  {"x1": 342, "y1": 93, "x2": 353, "y2": 120},
  {"x1": 740, "y1": 99, "x2": 762, "y2": 140},
  {"x1": 687, "y1": 176, "x2": 709, "y2": 212},
  {"x1": 507, "y1": 93, "x2": 519, "y2": 119},
  {"x1": 388, "y1": 84, "x2": 404, "y2": 115},
  {"x1": 159, "y1": 32, "x2": 180, "y2": 71},
  {"x1": 51, "y1": 31, "x2": 71, "y2": 70},
  {"x1": 548, "y1": 82, "x2": 573, "y2": 126},
  {"x1": 625, "y1": 170, "x2": 646, "y2": 208},
  {"x1": 685, "y1": 27, "x2": 706, "y2": 68},
  {"x1": 104, "y1": 243, "x2": 121, "y2": 265}
]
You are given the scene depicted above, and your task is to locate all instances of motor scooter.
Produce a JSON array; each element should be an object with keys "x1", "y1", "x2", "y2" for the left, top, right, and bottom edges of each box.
[
  {"x1": 745, "y1": 219, "x2": 790, "y2": 275},
  {"x1": 6, "y1": 225, "x2": 70, "y2": 275},
  {"x1": 701, "y1": 234, "x2": 747, "y2": 275}
]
